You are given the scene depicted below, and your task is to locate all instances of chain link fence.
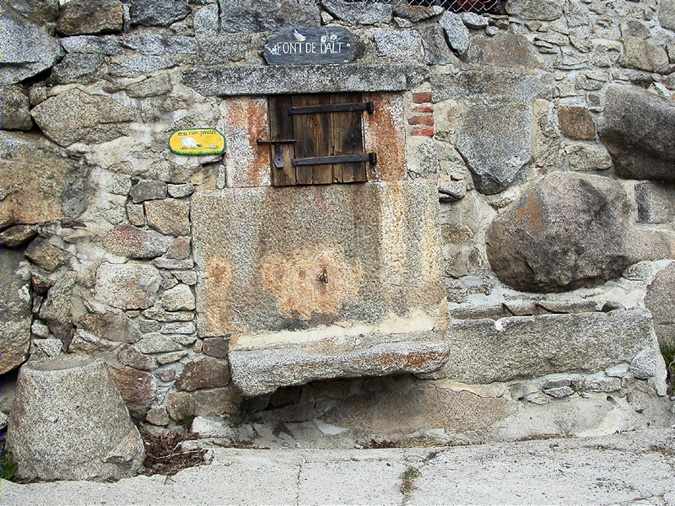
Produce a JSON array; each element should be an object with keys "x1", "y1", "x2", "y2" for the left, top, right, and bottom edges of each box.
[{"x1": 352, "y1": 0, "x2": 503, "y2": 13}]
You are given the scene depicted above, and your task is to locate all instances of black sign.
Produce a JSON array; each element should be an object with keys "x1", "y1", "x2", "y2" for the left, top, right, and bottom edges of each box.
[{"x1": 263, "y1": 27, "x2": 361, "y2": 65}]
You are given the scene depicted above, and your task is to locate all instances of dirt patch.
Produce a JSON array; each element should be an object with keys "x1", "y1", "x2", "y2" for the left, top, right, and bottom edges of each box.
[{"x1": 141, "y1": 430, "x2": 206, "y2": 476}]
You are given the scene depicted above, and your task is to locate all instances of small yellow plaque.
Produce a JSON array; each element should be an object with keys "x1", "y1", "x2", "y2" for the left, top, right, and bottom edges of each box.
[{"x1": 169, "y1": 128, "x2": 225, "y2": 156}]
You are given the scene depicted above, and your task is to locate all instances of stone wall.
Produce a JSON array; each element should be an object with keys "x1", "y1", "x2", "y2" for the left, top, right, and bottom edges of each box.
[{"x1": 0, "y1": 0, "x2": 673, "y2": 444}]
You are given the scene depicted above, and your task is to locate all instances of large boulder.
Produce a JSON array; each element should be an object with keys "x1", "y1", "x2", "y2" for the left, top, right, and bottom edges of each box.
[
  {"x1": 0, "y1": 8, "x2": 63, "y2": 85},
  {"x1": 599, "y1": 85, "x2": 675, "y2": 182},
  {"x1": 7, "y1": 357, "x2": 145, "y2": 481},
  {"x1": 645, "y1": 263, "x2": 675, "y2": 350},
  {"x1": 0, "y1": 132, "x2": 86, "y2": 229},
  {"x1": 486, "y1": 172, "x2": 633, "y2": 292},
  {"x1": 0, "y1": 250, "x2": 31, "y2": 374}
]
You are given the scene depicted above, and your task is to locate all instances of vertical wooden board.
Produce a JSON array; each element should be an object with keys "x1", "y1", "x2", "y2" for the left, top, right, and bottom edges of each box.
[
  {"x1": 331, "y1": 93, "x2": 367, "y2": 183},
  {"x1": 269, "y1": 95, "x2": 296, "y2": 187},
  {"x1": 292, "y1": 94, "x2": 333, "y2": 185}
]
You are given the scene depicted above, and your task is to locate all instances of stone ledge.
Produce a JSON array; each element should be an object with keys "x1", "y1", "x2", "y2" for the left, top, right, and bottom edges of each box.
[
  {"x1": 229, "y1": 330, "x2": 449, "y2": 397},
  {"x1": 182, "y1": 64, "x2": 429, "y2": 96}
]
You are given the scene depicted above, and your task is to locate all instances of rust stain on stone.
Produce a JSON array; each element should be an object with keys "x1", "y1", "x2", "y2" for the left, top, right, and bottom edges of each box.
[
  {"x1": 515, "y1": 191, "x2": 545, "y2": 234},
  {"x1": 364, "y1": 93, "x2": 406, "y2": 182},
  {"x1": 225, "y1": 97, "x2": 270, "y2": 187},
  {"x1": 205, "y1": 256, "x2": 234, "y2": 335},
  {"x1": 260, "y1": 245, "x2": 364, "y2": 320}
]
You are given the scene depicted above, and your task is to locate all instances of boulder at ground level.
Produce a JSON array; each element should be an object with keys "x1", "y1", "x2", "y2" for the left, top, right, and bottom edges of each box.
[
  {"x1": 0, "y1": 250, "x2": 31, "y2": 374},
  {"x1": 7, "y1": 357, "x2": 144, "y2": 481},
  {"x1": 487, "y1": 172, "x2": 633, "y2": 292},
  {"x1": 600, "y1": 85, "x2": 675, "y2": 181}
]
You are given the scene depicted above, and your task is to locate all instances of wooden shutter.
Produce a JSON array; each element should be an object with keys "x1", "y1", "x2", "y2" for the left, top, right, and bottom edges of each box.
[{"x1": 267, "y1": 93, "x2": 370, "y2": 186}]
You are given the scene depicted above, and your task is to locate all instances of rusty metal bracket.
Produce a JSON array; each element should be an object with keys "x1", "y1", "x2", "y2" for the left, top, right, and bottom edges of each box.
[
  {"x1": 288, "y1": 102, "x2": 375, "y2": 116},
  {"x1": 257, "y1": 139, "x2": 297, "y2": 169},
  {"x1": 293, "y1": 153, "x2": 377, "y2": 167}
]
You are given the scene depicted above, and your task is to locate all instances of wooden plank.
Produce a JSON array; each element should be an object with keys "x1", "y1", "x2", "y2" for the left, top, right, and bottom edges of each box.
[
  {"x1": 331, "y1": 93, "x2": 367, "y2": 183},
  {"x1": 292, "y1": 94, "x2": 333, "y2": 185},
  {"x1": 268, "y1": 95, "x2": 296, "y2": 187}
]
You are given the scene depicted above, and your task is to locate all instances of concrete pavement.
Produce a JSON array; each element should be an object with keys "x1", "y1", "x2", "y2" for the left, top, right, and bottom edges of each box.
[{"x1": 2, "y1": 429, "x2": 675, "y2": 505}]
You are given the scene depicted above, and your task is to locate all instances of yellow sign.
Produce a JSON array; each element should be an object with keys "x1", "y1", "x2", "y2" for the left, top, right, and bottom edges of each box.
[{"x1": 169, "y1": 128, "x2": 225, "y2": 156}]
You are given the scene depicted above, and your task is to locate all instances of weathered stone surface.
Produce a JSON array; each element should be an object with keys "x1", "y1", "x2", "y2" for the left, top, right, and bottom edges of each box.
[
  {"x1": 57, "y1": 0, "x2": 124, "y2": 35},
  {"x1": 635, "y1": 182, "x2": 675, "y2": 224},
  {"x1": 466, "y1": 33, "x2": 543, "y2": 68},
  {"x1": 558, "y1": 106, "x2": 596, "y2": 140},
  {"x1": 0, "y1": 10, "x2": 63, "y2": 85},
  {"x1": 442, "y1": 309, "x2": 660, "y2": 384},
  {"x1": 194, "y1": 4, "x2": 219, "y2": 35},
  {"x1": 455, "y1": 97, "x2": 532, "y2": 194},
  {"x1": 0, "y1": 250, "x2": 31, "y2": 374},
  {"x1": 160, "y1": 284, "x2": 195, "y2": 311},
  {"x1": 39, "y1": 272, "x2": 76, "y2": 341},
  {"x1": 25, "y1": 238, "x2": 68, "y2": 272},
  {"x1": 0, "y1": 225, "x2": 36, "y2": 248},
  {"x1": 230, "y1": 332, "x2": 450, "y2": 397},
  {"x1": 49, "y1": 52, "x2": 104, "y2": 84},
  {"x1": 183, "y1": 64, "x2": 428, "y2": 96},
  {"x1": 0, "y1": 85, "x2": 31, "y2": 130},
  {"x1": 109, "y1": 366, "x2": 156, "y2": 416},
  {"x1": 125, "y1": 74, "x2": 172, "y2": 99},
  {"x1": 439, "y1": 11, "x2": 470, "y2": 57},
  {"x1": 145, "y1": 198, "x2": 190, "y2": 236},
  {"x1": 176, "y1": 356, "x2": 230, "y2": 392},
  {"x1": 95, "y1": 262, "x2": 162, "y2": 310},
  {"x1": 321, "y1": 0, "x2": 392, "y2": 25},
  {"x1": 219, "y1": 0, "x2": 320, "y2": 33},
  {"x1": 202, "y1": 337, "x2": 228, "y2": 359},
  {"x1": 133, "y1": 333, "x2": 182, "y2": 354},
  {"x1": 487, "y1": 172, "x2": 633, "y2": 292},
  {"x1": 7, "y1": 357, "x2": 144, "y2": 481},
  {"x1": 193, "y1": 182, "x2": 445, "y2": 337},
  {"x1": 101, "y1": 225, "x2": 171, "y2": 259},
  {"x1": 5, "y1": 0, "x2": 59, "y2": 25},
  {"x1": 563, "y1": 143, "x2": 613, "y2": 172},
  {"x1": 623, "y1": 37, "x2": 669, "y2": 73},
  {"x1": 129, "y1": 180, "x2": 167, "y2": 203},
  {"x1": 60, "y1": 35, "x2": 123, "y2": 56},
  {"x1": 78, "y1": 311, "x2": 142, "y2": 344},
  {"x1": 393, "y1": 4, "x2": 440, "y2": 22},
  {"x1": 600, "y1": 85, "x2": 675, "y2": 181},
  {"x1": 505, "y1": 0, "x2": 563, "y2": 21},
  {"x1": 645, "y1": 264, "x2": 675, "y2": 349},
  {"x1": 31, "y1": 88, "x2": 136, "y2": 147},
  {"x1": 661, "y1": 0, "x2": 675, "y2": 31},
  {"x1": 129, "y1": 0, "x2": 191, "y2": 27},
  {"x1": 373, "y1": 29, "x2": 424, "y2": 61}
]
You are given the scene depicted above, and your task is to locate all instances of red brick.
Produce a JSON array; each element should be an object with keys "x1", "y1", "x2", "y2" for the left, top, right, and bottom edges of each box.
[
  {"x1": 408, "y1": 115, "x2": 434, "y2": 127},
  {"x1": 411, "y1": 126, "x2": 435, "y2": 137},
  {"x1": 413, "y1": 105, "x2": 434, "y2": 113},
  {"x1": 412, "y1": 92, "x2": 432, "y2": 104}
]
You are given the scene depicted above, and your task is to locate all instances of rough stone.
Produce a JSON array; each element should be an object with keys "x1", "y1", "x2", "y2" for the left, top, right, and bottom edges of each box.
[
  {"x1": 25, "y1": 238, "x2": 68, "y2": 272},
  {"x1": 442, "y1": 309, "x2": 660, "y2": 384},
  {"x1": 393, "y1": 4, "x2": 440, "y2": 23},
  {"x1": 466, "y1": 33, "x2": 543, "y2": 68},
  {"x1": 183, "y1": 64, "x2": 428, "y2": 96},
  {"x1": 101, "y1": 225, "x2": 171, "y2": 259},
  {"x1": 0, "y1": 250, "x2": 31, "y2": 374},
  {"x1": 129, "y1": 180, "x2": 167, "y2": 203},
  {"x1": 202, "y1": 337, "x2": 228, "y2": 359},
  {"x1": 219, "y1": 0, "x2": 321, "y2": 32},
  {"x1": 78, "y1": 311, "x2": 142, "y2": 344},
  {"x1": 630, "y1": 349, "x2": 661, "y2": 380},
  {"x1": 125, "y1": 74, "x2": 172, "y2": 99},
  {"x1": 462, "y1": 12, "x2": 488, "y2": 29},
  {"x1": 645, "y1": 264, "x2": 675, "y2": 349},
  {"x1": 7, "y1": 357, "x2": 144, "y2": 481},
  {"x1": 144, "y1": 199, "x2": 190, "y2": 236},
  {"x1": 129, "y1": 0, "x2": 191, "y2": 27},
  {"x1": 622, "y1": 37, "x2": 669, "y2": 73},
  {"x1": 194, "y1": 4, "x2": 219, "y2": 35},
  {"x1": 635, "y1": 182, "x2": 675, "y2": 224},
  {"x1": 486, "y1": 172, "x2": 633, "y2": 292},
  {"x1": 558, "y1": 106, "x2": 596, "y2": 140},
  {"x1": 0, "y1": 225, "x2": 36, "y2": 248},
  {"x1": 600, "y1": 85, "x2": 675, "y2": 181},
  {"x1": 49, "y1": 53, "x2": 104, "y2": 84},
  {"x1": 660, "y1": 0, "x2": 675, "y2": 31},
  {"x1": 0, "y1": 86, "x2": 32, "y2": 130},
  {"x1": 505, "y1": 0, "x2": 563, "y2": 21},
  {"x1": 455, "y1": 97, "x2": 532, "y2": 194},
  {"x1": 0, "y1": 9, "x2": 63, "y2": 85},
  {"x1": 160, "y1": 284, "x2": 195, "y2": 311},
  {"x1": 31, "y1": 88, "x2": 136, "y2": 147},
  {"x1": 39, "y1": 273, "x2": 76, "y2": 341},
  {"x1": 373, "y1": 29, "x2": 424, "y2": 61},
  {"x1": 439, "y1": 11, "x2": 470, "y2": 57},
  {"x1": 321, "y1": 0, "x2": 392, "y2": 25},
  {"x1": 95, "y1": 262, "x2": 162, "y2": 310},
  {"x1": 133, "y1": 333, "x2": 182, "y2": 354},
  {"x1": 176, "y1": 356, "x2": 230, "y2": 392},
  {"x1": 109, "y1": 366, "x2": 156, "y2": 416},
  {"x1": 57, "y1": 0, "x2": 124, "y2": 35},
  {"x1": 563, "y1": 143, "x2": 613, "y2": 172},
  {"x1": 167, "y1": 183, "x2": 194, "y2": 198},
  {"x1": 5, "y1": 0, "x2": 59, "y2": 25}
]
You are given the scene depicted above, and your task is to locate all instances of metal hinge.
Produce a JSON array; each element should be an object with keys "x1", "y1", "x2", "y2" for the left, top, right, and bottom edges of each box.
[{"x1": 293, "y1": 153, "x2": 377, "y2": 167}]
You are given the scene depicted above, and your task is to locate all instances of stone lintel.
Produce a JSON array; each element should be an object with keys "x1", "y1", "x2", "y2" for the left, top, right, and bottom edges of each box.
[
  {"x1": 229, "y1": 330, "x2": 449, "y2": 397},
  {"x1": 182, "y1": 64, "x2": 429, "y2": 96}
]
